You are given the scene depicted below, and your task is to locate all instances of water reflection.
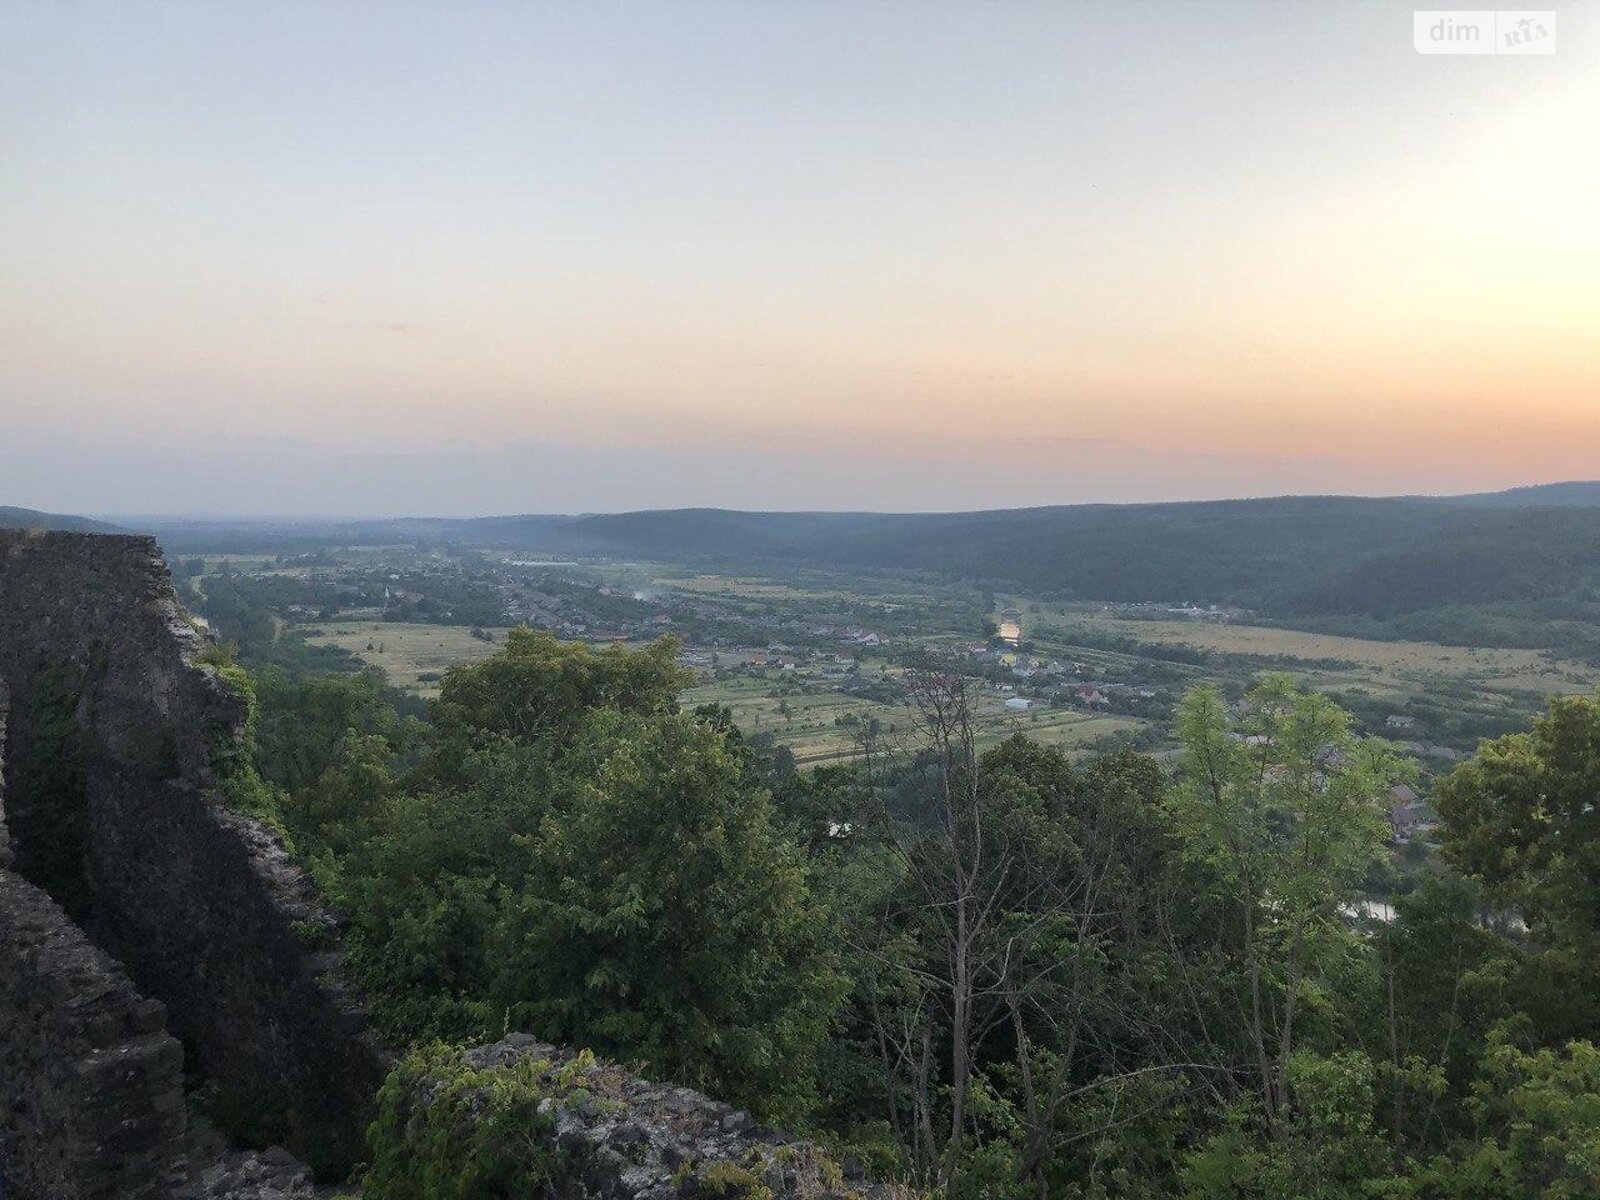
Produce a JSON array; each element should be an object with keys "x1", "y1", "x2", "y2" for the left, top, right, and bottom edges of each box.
[{"x1": 998, "y1": 606, "x2": 1022, "y2": 646}]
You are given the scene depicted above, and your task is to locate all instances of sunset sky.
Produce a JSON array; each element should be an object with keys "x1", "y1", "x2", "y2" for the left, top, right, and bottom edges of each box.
[{"x1": 4, "y1": 1, "x2": 1597, "y2": 515}]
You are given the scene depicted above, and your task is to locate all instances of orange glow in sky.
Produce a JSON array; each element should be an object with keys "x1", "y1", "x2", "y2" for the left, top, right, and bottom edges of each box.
[{"x1": 3, "y1": 2, "x2": 1597, "y2": 514}]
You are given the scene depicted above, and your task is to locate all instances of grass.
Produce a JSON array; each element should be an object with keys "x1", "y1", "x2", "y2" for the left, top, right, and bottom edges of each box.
[
  {"x1": 684, "y1": 673, "x2": 908, "y2": 764},
  {"x1": 669, "y1": 572, "x2": 936, "y2": 605},
  {"x1": 685, "y1": 668, "x2": 1144, "y2": 764},
  {"x1": 1048, "y1": 610, "x2": 1597, "y2": 695},
  {"x1": 301, "y1": 621, "x2": 512, "y2": 694},
  {"x1": 290, "y1": 569, "x2": 1597, "y2": 763}
]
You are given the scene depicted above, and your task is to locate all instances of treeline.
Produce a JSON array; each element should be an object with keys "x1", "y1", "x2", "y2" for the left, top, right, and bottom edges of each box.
[
  {"x1": 1029, "y1": 624, "x2": 1216, "y2": 666},
  {"x1": 227, "y1": 632, "x2": 1600, "y2": 1197},
  {"x1": 415, "y1": 497, "x2": 1600, "y2": 617},
  {"x1": 145, "y1": 496, "x2": 1600, "y2": 657},
  {"x1": 182, "y1": 568, "x2": 359, "y2": 677},
  {"x1": 481, "y1": 500, "x2": 1600, "y2": 657},
  {"x1": 180, "y1": 561, "x2": 508, "y2": 676}
]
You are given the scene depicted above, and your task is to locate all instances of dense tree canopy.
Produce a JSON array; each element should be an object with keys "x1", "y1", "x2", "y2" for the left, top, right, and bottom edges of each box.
[
  {"x1": 1435, "y1": 693, "x2": 1600, "y2": 958},
  {"x1": 236, "y1": 633, "x2": 1600, "y2": 1197},
  {"x1": 261, "y1": 632, "x2": 839, "y2": 1119}
]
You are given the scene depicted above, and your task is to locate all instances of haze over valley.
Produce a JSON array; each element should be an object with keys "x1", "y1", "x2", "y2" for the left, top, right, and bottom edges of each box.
[{"x1": 5, "y1": 4, "x2": 1600, "y2": 1198}]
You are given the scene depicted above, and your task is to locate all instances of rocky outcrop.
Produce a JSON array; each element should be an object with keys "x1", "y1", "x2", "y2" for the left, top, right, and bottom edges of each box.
[
  {"x1": 173, "y1": 1151, "x2": 316, "y2": 1200},
  {"x1": 167, "y1": 1123, "x2": 317, "y2": 1200},
  {"x1": 0, "y1": 687, "x2": 280, "y2": 1198},
  {"x1": 381, "y1": 1036, "x2": 915, "y2": 1200}
]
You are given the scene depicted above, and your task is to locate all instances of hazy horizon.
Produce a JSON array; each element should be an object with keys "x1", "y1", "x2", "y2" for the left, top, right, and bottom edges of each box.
[
  {"x1": 6, "y1": 1, "x2": 1597, "y2": 515},
  {"x1": 12, "y1": 450, "x2": 1600, "y2": 521},
  {"x1": 40, "y1": 475, "x2": 1590, "y2": 524}
]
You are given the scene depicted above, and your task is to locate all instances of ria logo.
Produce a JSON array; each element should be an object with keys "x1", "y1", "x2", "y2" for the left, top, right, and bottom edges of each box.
[{"x1": 1414, "y1": 10, "x2": 1555, "y2": 54}]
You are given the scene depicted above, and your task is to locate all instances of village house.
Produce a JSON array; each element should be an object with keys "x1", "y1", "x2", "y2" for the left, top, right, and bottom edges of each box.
[
  {"x1": 1403, "y1": 741, "x2": 1462, "y2": 763},
  {"x1": 1387, "y1": 783, "x2": 1426, "y2": 841}
]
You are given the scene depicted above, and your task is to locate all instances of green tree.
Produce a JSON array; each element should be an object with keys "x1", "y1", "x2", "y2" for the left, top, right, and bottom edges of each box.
[
  {"x1": 428, "y1": 627, "x2": 685, "y2": 762},
  {"x1": 1413, "y1": 1038, "x2": 1600, "y2": 1199},
  {"x1": 1435, "y1": 692, "x2": 1600, "y2": 959},
  {"x1": 252, "y1": 667, "x2": 418, "y2": 857},
  {"x1": 842, "y1": 663, "x2": 1178, "y2": 1195},
  {"x1": 489, "y1": 708, "x2": 845, "y2": 1121},
  {"x1": 1180, "y1": 1050, "x2": 1392, "y2": 1200},
  {"x1": 1168, "y1": 678, "x2": 1408, "y2": 1133},
  {"x1": 338, "y1": 631, "x2": 842, "y2": 1121}
]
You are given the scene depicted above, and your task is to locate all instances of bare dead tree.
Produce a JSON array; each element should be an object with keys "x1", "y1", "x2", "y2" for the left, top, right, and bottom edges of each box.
[
  {"x1": 852, "y1": 656, "x2": 1082, "y2": 1188},
  {"x1": 851, "y1": 654, "x2": 1221, "y2": 1197}
]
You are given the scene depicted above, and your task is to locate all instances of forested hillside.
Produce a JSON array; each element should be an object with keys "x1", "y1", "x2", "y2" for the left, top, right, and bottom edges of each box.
[
  {"x1": 231, "y1": 632, "x2": 1600, "y2": 1197},
  {"x1": 503, "y1": 496, "x2": 1600, "y2": 619},
  {"x1": 0, "y1": 506, "x2": 126, "y2": 534},
  {"x1": 1433, "y1": 480, "x2": 1600, "y2": 508},
  {"x1": 454, "y1": 496, "x2": 1600, "y2": 653},
  {"x1": 132, "y1": 485, "x2": 1600, "y2": 657}
]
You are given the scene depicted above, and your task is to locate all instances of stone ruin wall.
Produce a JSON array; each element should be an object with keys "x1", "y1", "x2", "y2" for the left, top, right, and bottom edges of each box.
[
  {"x1": 0, "y1": 686, "x2": 188, "y2": 1198},
  {"x1": 0, "y1": 531, "x2": 388, "y2": 1191},
  {"x1": 0, "y1": 876, "x2": 186, "y2": 1198}
]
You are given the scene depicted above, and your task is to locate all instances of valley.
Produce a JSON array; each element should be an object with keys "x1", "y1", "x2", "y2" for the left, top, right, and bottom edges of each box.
[{"x1": 184, "y1": 537, "x2": 1600, "y2": 776}]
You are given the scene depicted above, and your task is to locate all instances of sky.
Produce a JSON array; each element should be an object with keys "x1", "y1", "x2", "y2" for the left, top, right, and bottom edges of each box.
[{"x1": 3, "y1": 1, "x2": 1597, "y2": 516}]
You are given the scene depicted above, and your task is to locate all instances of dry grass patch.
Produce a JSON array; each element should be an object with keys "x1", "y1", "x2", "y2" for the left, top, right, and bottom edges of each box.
[{"x1": 300, "y1": 621, "x2": 512, "y2": 694}]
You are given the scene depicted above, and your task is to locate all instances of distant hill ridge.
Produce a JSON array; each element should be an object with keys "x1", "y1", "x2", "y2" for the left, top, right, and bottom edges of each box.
[
  {"x1": 528, "y1": 496, "x2": 1600, "y2": 619},
  {"x1": 0, "y1": 506, "x2": 126, "y2": 534},
  {"x1": 118, "y1": 483, "x2": 1600, "y2": 629},
  {"x1": 1428, "y1": 480, "x2": 1600, "y2": 508}
]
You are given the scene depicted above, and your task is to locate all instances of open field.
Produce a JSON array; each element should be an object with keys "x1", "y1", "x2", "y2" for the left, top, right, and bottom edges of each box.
[
  {"x1": 301, "y1": 621, "x2": 512, "y2": 694},
  {"x1": 685, "y1": 669, "x2": 1144, "y2": 765},
  {"x1": 232, "y1": 549, "x2": 1600, "y2": 765},
  {"x1": 1040, "y1": 611, "x2": 1599, "y2": 696},
  {"x1": 684, "y1": 674, "x2": 906, "y2": 763},
  {"x1": 668, "y1": 572, "x2": 938, "y2": 605},
  {"x1": 980, "y1": 710, "x2": 1143, "y2": 753},
  {"x1": 189, "y1": 553, "x2": 316, "y2": 578},
  {"x1": 300, "y1": 613, "x2": 1147, "y2": 761},
  {"x1": 671, "y1": 574, "x2": 848, "y2": 600}
]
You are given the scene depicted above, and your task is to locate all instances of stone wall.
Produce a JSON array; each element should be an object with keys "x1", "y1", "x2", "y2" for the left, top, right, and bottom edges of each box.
[
  {"x1": 0, "y1": 870, "x2": 186, "y2": 1199},
  {"x1": 0, "y1": 531, "x2": 388, "y2": 1179},
  {"x1": 0, "y1": 680, "x2": 10, "y2": 870},
  {"x1": 1, "y1": 685, "x2": 187, "y2": 1199}
]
